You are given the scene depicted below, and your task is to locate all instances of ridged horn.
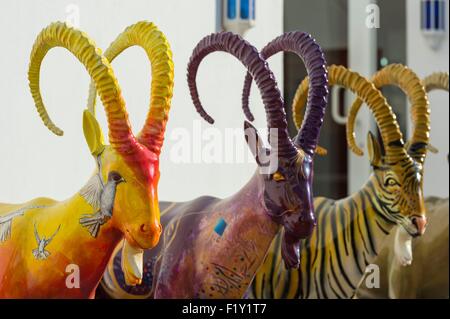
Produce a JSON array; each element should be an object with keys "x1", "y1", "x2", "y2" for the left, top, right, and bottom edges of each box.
[
  {"x1": 241, "y1": 32, "x2": 329, "y2": 156},
  {"x1": 86, "y1": 21, "x2": 174, "y2": 156},
  {"x1": 291, "y1": 79, "x2": 327, "y2": 156},
  {"x1": 28, "y1": 22, "x2": 136, "y2": 155},
  {"x1": 293, "y1": 65, "x2": 408, "y2": 163},
  {"x1": 346, "y1": 64, "x2": 429, "y2": 163},
  {"x1": 421, "y1": 72, "x2": 449, "y2": 154},
  {"x1": 423, "y1": 72, "x2": 449, "y2": 92},
  {"x1": 187, "y1": 32, "x2": 297, "y2": 158}
]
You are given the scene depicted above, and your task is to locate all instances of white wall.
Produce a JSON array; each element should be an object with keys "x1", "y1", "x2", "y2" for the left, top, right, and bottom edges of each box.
[
  {"x1": 347, "y1": 0, "x2": 378, "y2": 194},
  {"x1": 407, "y1": 0, "x2": 449, "y2": 197},
  {"x1": 0, "y1": 0, "x2": 284, "y2": 203}
]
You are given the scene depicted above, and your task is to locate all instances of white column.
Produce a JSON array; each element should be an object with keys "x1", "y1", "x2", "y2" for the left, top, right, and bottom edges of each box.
[
  {"x1": 407, "y1": 0, "x2": 449, "y2": 197},
  {"x1": 347, "y1": 0, "x2": 378, "y2": 194}
]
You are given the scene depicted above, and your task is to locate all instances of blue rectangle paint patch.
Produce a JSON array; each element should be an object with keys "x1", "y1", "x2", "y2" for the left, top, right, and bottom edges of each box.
[{"x1": 214, "y1": 218, "x2": 227, "y2": 236}]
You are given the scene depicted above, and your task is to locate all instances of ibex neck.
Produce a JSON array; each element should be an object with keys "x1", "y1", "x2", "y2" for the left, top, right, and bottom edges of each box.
[
  {"x1": 225, "y1": 171, "x2": 268, "y2": 214},
  {"x1": 348, "y1": 176, "x2": 397, "y2": 262},
  {"x1": 295, "y1": 176, "x2": 398, "y2": 299},
  {"x1": 195, "y1": 171, "x2": 280, "y2": 298}
]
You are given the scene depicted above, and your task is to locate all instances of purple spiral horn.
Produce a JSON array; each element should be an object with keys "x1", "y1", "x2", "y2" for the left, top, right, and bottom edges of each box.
[
  {"x1": 242, "y1": 32, "x2": 328, "y2": 156},
  {"x1": 187, "y1": 32, "x2": 297, "y2": 158}
]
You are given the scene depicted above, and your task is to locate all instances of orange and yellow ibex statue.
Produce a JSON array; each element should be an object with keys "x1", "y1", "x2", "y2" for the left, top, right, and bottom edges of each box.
[{"x1": 0, "y1": 21, "x2": 174, "y2": 298}]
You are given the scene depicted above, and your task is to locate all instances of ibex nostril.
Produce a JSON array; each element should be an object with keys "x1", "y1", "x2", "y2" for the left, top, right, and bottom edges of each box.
[
  {"x1": 157, "y1": 223, "x2": 162, "y2": 234},
  {"x1": 140, "y1": 224, "x2": 149, "y2": 233},
  {"x1": 140, "y1": 223, "x2": 162, "y2": 235},
  {"x1": 411, "y1": 216, "x2": 427, "y2": 235}
]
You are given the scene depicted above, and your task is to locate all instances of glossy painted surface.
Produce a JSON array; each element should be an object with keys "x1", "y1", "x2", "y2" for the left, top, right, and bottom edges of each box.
[
  {"x1": 249, "y1": 65, "x2": 433, "y2": 299},
  {"x1": 0, "y1": 196, "x2": 121, "y2": 298},
  {"x1": 0, "y1": 143, "x2": 161, "y2": 298},
  {"x1": 187, "y1": 32, "x2": 328, "y2": 268},
  {"x1": 100, "y1": 174, "x2": 279, "y2": 299},
  {"x1": 99, "y1": 31, "x2": 328, "y2": 299}
]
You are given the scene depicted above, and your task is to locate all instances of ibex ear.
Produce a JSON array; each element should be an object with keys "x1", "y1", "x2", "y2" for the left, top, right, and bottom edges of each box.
[
  {"x1": 244, "y1": 120, "x2": 267, "y2": 166},
  {"x1": 83, "y1": 110, "x2": 105, "y2": 156},
  {"x1": 367, "y1": 132, "x2": 382, "y2": 167}
]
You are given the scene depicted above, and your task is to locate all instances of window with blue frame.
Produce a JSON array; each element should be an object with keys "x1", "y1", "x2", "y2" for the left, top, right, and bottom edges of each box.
[
  {"x1": 227, "y1": 0, "x2": 236, "y2": 19},
  {"x1": 240, "y1": 0, "x2": 255, "y2": 19},
  {"x1": 241, "y1": 0, "x2": 249, "y2": 19},
  {"x1": 421, "y1": 0, "x2": 445, "y2": 31}
]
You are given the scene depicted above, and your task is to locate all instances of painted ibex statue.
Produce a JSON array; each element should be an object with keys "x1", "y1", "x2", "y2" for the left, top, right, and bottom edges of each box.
[
  {"x1": 96, "y1": 31, "x2": 329, "y2": 299},
  {"x1": 0, "y1": 21, "x2": 173, "y2": 298},
  {"x1": 355, "y1": 72, "x2": 449, "y2": 299},
  {"x1": 346, "y1": 69, "x2": 447, "y2": 266},
  {"x1": 244, "y1": 59, "x2": 430, "y2": 298}
]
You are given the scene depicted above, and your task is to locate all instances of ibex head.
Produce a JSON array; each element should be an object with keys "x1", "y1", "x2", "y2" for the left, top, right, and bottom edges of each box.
[
  {"x1": 295, "y1": 65, "x2": 430, "y2": 237},
  {"x1": 186, "y1": 32, "x2": 328, "y2": 268},
  {"x1": 81, "y1": 110, "x2": 163, "y2": 249},
  {"x1": 28, "y1": 22, "x2": 174, "y2": 249},
  {"x1": 346, "y1": 64, "x2": 432, "y2": 236}
]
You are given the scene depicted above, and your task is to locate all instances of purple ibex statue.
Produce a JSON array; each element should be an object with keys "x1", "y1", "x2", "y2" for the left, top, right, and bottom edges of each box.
[{"x1": 98, "y1": 31, "x2": 328, "y2": 299}]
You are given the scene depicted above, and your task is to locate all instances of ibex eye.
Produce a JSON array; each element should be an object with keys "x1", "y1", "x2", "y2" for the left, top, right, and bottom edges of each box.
[
  {"x1": 384, "y1": 177, "x2": 398, "y2": 187},
  {"x1": 272, "y1": 172, "x2": 285, "y2": 182},
  {"x1": 110, "y1": 171, "x2": 123, "y2": 182}
]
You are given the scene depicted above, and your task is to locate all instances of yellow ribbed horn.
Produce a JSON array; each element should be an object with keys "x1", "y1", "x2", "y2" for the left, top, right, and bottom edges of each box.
[
  {"x1": 28, "y1": 22, "x2": 136, "y2": 154},
  {"x1": 423, "y1": 72, "x2": 449, "y2": 92},
  {"x1": 87, "y1": 21, "x2": 174, "y2": 156},
  {"x1": 293, "y1": 65, "x2": 407, "y2": 163},
  {"x1": 421, "y1": 72, "x2": 449, "y2": 154},
  {"x1": 346, "y1": 64, "x2": 429, "y2": 163}
]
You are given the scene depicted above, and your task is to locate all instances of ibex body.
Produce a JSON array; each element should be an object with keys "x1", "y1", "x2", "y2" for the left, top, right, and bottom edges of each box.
[{"x1": 0, "y1": 21, "x2": 173, "y2": 298}]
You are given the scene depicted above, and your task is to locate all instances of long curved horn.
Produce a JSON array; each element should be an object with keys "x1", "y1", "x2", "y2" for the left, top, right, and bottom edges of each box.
[
  {"x1": 187, "y1": 32, "x2": 297, "y2": 158},
  {"x1": 423, "y1": 72, "x2": 449, "y2": 92},
  {"x1": 28, "y1": 22, "x2": 136, "y2": 155},
  {"x1": 290, "y1": 79, "x2": 327, "y2": 156},
  {"x1": 241, "y1": 32, "x2": 328, "y2": 156},
  {"x1": 421, "y1": 72, "x2": 449, "y2": 154},
  {"x1": 346, "y1": 64, "x2": 429, "y2": 163},
  {"x1": 86, "y1": 21, "x2": 174, "y2": 155},
  {"x1": 293, "y1": 65, "x2": 408, "y2": 163}
]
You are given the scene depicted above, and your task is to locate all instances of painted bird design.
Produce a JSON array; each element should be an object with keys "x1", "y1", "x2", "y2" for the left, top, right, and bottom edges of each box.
[
  {"x1": 79, "y1": 158, "x2": 125, "y2": 238},
  {"x1": 32, "y1": 223, "x2": 61, "y2": 260},
  {"x1": 0, "y1": 205, "x2": 47, "y2": 243}
]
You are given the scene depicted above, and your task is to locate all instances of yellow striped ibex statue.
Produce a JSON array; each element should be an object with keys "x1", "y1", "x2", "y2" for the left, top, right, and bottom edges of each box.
[
  {"x1": 355, "y1": 72, "x2": 449, "y2": 299},
  {"x1": 247, "y1": 63, "x2": 430, "y2": 299},
  {"x1": 0, "y1": 21, "x2": 173, "y2": 298}
]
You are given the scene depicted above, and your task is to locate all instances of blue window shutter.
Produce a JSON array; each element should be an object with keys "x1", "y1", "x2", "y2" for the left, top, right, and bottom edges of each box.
[
  {"x1": 241, "y1": 0, "x2": 250, "y2": 19},
  {"x1": 228, "y1": 0, "x2": 237, "y2": 19},
  {"x1": 426, "y1": 0, "x2": 431, "y2": 30},
  {"x1": 434, "y1": 0, "x2": 440, "y2": 30}
]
